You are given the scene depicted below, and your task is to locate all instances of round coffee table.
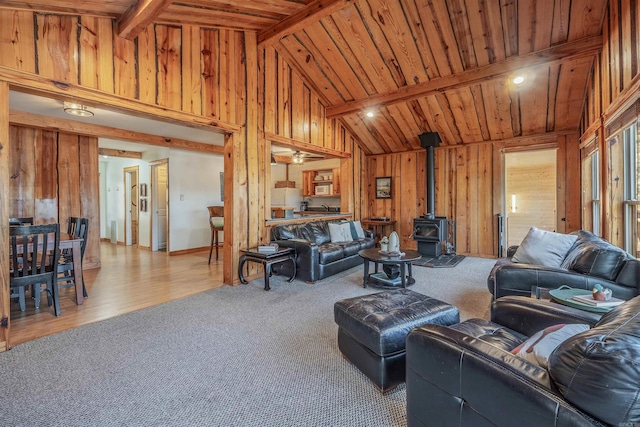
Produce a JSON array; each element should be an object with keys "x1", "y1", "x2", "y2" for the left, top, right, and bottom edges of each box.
[{"x1": 358, "y1": 248, "x2": 422, "y2": 289}]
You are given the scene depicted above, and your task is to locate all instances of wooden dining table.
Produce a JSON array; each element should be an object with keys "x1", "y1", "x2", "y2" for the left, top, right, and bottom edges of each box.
[{"x1": 11, "y1": 233, "x2": 85, "y2": 305}]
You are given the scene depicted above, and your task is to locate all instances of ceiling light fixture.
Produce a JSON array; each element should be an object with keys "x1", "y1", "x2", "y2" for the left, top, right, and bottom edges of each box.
[
  {"x1": 366, "y1": 111, "x2": 374, "y2": 118},
  {"x1": 63, "y1": 101, "x2": 94, "y2": 117},
  {"x1": 512, "y1": 75, "x2": 525, "y2": 85},
  {"x1": 292, "y1": 151, "x2": 304, "y2": 164},
  {"x1": 270, "y1": 153, "x2": 277, "y2": 165}
]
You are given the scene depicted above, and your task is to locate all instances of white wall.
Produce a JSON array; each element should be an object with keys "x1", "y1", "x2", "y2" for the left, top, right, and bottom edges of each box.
[{"x1": 100, "y1": 141, "x2": 224, "y2": 253}]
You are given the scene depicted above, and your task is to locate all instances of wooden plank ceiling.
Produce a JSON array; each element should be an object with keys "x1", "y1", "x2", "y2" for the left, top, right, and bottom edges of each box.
[{"x1": 1, "y1": 0, "x2": 607, "y2": 155}]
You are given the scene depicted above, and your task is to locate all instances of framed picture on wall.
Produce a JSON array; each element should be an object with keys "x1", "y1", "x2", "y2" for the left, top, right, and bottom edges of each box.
[
  {"x1": 140, "y1": 198, "x2": 147, "y2": 212},
  {"x1": 140, "y1": 183, "x2": 147, "y2": 197},
  {"x1": 376, "y1": 177, "x2": 392, "y2": 199}
]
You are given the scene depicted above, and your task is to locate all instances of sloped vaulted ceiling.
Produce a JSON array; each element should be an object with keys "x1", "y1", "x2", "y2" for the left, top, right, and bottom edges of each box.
[{"x1": 1, "y1": 0, "x2": 607, "y2": 155}]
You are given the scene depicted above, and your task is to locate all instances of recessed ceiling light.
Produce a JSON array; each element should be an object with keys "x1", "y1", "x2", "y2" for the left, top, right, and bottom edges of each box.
[
  {"x1": 63, "y1": 101, "x2": 94, "y2": 117},
  {"x1": 512, "y1": 75, "x2": 525, "y2": 85},
  {"x1": 366, "y1": 111, "x2": 374, "y2": 118}
]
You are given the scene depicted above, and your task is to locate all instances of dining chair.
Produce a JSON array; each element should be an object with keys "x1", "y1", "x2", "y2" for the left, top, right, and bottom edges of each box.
[
  {"x1": 207, "y1": 206, "x2": 224, "y2": 264},
  {"x1": 57, "y1": 217, "x2": 89, "y2": 298},
  {"x1": 9, "y1": 223, "x2": 61, "y2": 316},
  {"x1": 9, "y1": 217, "x2": 34, "y2": 226}
]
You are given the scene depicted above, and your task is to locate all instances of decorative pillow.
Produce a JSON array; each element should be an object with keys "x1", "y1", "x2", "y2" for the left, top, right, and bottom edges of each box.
[
  {"x1": 328, "y1": 223, "x2": 353, "y2": 243},
  {"x1": 511, "y1": 323, "x2": 589, "y2": 369},
  {"x1": 511, "y1": 227, "x2": 578, "y2": 268},
  {"x1": 345, "y1": 220, "x2": 366, "y2": 239}
]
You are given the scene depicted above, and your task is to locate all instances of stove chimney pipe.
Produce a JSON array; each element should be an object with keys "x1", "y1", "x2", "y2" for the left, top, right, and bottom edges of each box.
[{"x1": 419, "y1": 132, "x2": 441, "y2": 219}]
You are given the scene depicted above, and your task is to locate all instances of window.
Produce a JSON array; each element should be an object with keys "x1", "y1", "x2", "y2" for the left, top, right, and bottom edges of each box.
[{"x1": 591, "y1": 150, "x2": 601, "y2": 236}]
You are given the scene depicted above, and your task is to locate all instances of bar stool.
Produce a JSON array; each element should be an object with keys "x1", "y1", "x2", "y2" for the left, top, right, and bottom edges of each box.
[{"x1": 208, "y1": 206, "x2": 224, "y2": 264}]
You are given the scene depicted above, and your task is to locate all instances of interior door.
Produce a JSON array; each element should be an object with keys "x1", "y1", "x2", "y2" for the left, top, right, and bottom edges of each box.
[
  {"x1": 124, "y1": 166, "x2": 139, "y2": 246},
  {"x1": 152, "y1": 162, "x2": 168, "y2": 251},
  {"x1": 504, "y1": 149, "x2": 557, "y2": 247}
]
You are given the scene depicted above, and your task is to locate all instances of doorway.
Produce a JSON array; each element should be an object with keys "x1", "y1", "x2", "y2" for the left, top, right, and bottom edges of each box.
[
  {"x1": 151, "y1": 160, "x2": 169, "y2": 252},
  {"x1": 504, "y1": 149, "x2": 557, "y2": 247},
  {"x1": 124, "y1": 166, "x2": 139, "y2": 246}
]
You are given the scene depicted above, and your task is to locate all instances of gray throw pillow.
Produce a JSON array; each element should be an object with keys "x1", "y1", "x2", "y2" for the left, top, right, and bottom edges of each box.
[{"x1": 511, "y1": 227, "x2": 578, "y2": 268}]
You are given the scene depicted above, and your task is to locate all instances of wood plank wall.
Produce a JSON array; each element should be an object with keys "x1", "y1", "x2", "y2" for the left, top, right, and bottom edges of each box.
[
  {"x1": 8, "y1": 125, "x2": 101, "y2": 269},
  {"x1": 579, "y1": 1, "x2": 640, "y2": 244}
]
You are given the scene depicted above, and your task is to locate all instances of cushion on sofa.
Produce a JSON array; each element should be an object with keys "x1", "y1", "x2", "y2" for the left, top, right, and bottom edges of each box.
[
  {"x1": 511, "y1": 227, "x2": 578, "y2": 268},
  {"x1": 559, "y1": 230, "x2": 629, "y2": 281},
  {"x1": 511, "y1": 323, "x2": 589, "y2": 369},
  {"x1": 549, "y1": 296, "x2": 640, "y2": 425},
  {"x1": 318, "y1": 243, "x2": 345, "y2": 264},
  {"x1": 328, "y1": 222, "x2": 353, "y2": 243},
  {"x1": 301, "y1": 221, "x2": 331, "y2": 245}
]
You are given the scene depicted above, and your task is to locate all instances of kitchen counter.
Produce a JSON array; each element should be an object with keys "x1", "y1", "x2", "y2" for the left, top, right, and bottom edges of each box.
[{"x1": 266, "y1": 213, "x2": 352, "y2": 226}]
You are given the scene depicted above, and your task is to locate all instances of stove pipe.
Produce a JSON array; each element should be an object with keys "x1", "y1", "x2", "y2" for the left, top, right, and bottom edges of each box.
[{"x1": 419, "y1": 132, "x2": 441, "y2": 219}]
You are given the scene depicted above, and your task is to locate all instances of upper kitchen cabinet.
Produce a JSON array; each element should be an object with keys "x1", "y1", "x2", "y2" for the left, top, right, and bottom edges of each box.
[{"x1": 302, "y1": 168, "x2": 341, "y2": 197}]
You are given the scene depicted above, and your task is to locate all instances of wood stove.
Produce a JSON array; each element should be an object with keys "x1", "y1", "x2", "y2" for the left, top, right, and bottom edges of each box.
[{"x1": 413, "y1": 132, "x2": 456, "y2": 258}]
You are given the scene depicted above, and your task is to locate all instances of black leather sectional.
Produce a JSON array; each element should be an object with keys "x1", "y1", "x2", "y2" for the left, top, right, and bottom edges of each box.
[{"x1": 270, "y1": 220, "x2": 375, "y2": 283}]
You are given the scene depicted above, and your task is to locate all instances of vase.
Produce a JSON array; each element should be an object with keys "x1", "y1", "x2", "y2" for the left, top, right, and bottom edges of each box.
[
  {"x1": 388, "y1": 231, "x2": 400, "y2": 253},
  {"x1": 380, "y1": 243, "x2": 388, "y2": 252}
]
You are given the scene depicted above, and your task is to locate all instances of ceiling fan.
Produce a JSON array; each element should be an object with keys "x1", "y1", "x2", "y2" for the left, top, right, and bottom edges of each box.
[{"x1": 272, "y1": 149, "x2": 324, "y2": 164}]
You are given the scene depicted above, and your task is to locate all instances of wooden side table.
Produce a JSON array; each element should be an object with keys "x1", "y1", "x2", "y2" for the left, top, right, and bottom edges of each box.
[
  {"x1": 238, "y1": 247, "x2": 296, "y2": 291},
  {"x1": 361, "y1": 219, "x2": 396, "y2": 243}
]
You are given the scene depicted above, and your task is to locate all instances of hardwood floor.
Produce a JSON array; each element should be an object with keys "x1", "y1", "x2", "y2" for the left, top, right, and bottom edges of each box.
[{"x1": 9, "y1": 242, "x2": 225, "y2": 347}]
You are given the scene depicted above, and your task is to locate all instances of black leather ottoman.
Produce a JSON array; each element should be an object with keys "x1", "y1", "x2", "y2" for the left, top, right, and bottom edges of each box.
[{"x1": 334, "y1": 288, "x2": 460, "y2": 392}]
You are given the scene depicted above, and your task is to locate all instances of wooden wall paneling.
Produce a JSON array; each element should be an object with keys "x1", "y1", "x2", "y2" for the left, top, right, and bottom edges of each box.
[
  {"x1": 181, "y1": 25, "x2": 202, "y2": 115},
  {"x1": 607, "y1": 133, "x2": 624, "y2": 246},
  {"x1": 234, "y1": 31, "x2": 246, "y2": 126},
  {"x1": 34, "y1": 129, "x2": 58, "y2": 224},
  {"x1": 113, "y1": 25, "x2": 138, "y2": 99},
  {"x1": 263, "y1": 47, "x2": 276, "y2": 134},
  {"x1": 56, "y1": 132, "x2": 81, "y2": 226},
  {"x1": 79, "y1": 16, "x2": 114, "y2": 92},
  {"x1": 399, "y1": 152, "x2": 418, "y2": 249},
  {"x1": 609, "y1": 0, "x2": 621, "y2": 99},
  {"x1": 621, "y1": 0, "x2": 633, "y2": 87},
  {"x1": 201, "y1": 28, "x2": 220, "y2": 120},
  {"x1": 556, "y1": 135, "x2": 568, "y2": 234},
  {"x1": 278, "y1": 55, "x2": 291, "y2": 137},
  {"x1": 602, "y1": 7, "x2": 612, "y2": 111},
  {"x1": 0, "y1": 81, "x2": 9, "y2": 351},
  {"x1": 0, "y1": 10, "x2": 36, "y2": 72},
  {"x1": 137, "y1": 25, "x2": 157, "y2": 105},
  {"x1": 455, "y1": 147, "x2": 469, "y2": 253},
  {"x1": 478, "y1": 143, "x2": 495, "y2": 256},
  {"x1": 310, "y1": 95, "x2": 322, "y2": 146},
  {"x1": 155, "y1": 24, "x2": 182, "y2": 111},
  {"x1": 78, "y1": 135, "x2": 101, "y2": 269},
  {"x1": 564, "y1": 132, "x2": 582, "y2": 232},
  {"x1": 291, "y1": 72, "x2": 305, "y2": 142},
  {"x1": 35, "y1": 14, "x2": 79, "y2": 83},
  {"x1": 9, "y1": 125, "x2": 36, "y2": 218},
  {"x1": 482, "y1": 80, "x2": 513, "y2": 140},
  {"x1": 467, "y1": 144, "x2": 480, "y2": 253},
  {"x1": 581, "y1": 151, "x2": 594, "y2": 232},
  {"x1": 218, "y1": 30, "x2": 231, "y2": 123}
]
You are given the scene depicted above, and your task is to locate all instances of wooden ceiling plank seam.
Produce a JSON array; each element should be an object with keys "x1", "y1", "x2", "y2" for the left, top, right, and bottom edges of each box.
[
  {"x1": 366, "y1": 111, "x2": 405, "y2": 152},
  {"x1": 319, "y1": 14, "x2": 377, "y2": 97},
  {"x1": 481, "y1": 80, "x2": 510, "y2": 140},
  {"x1": 257, "y1": 0, "x2": 353, "y2": 46},
  {"x1": 468, "y1": 83, "x2": 491, "y2": 140},
  {"x1": 546, "y1": 63, "x2": 561, "y2": 132},
  {"x1": 463, "y1": 0, "x2": 492, "y2": 66},
  {"x1": 117, "y1": 0, "x2": 175, "y2": 40},
  {"x1": 161, "y1": 4, "x2": 276, "y2": 30},
  {"x1": 550, "y1": 0, "x2": 570, "y2": 44},
  {"x1": 447, "y1": 88, "x2": 485, "y2": 142},
  {"x1": 517, "y1": 0, "x2": 535, "y2": 54},
  {"x1": 0, "y1": 1, "x2": 126, "y2": 19},
  {"x1": 405, "y1": 99, "x2": 432, "y2": 142},
  {"x1": 482, "y1": 0, "x2": 507, "y2": 63},
  {"x1": 326, "y1": 10, "x2": 396, "y2": 94},
  {"x1": 567, "y1": 0, "x2": 608, "y2": 40},
  {"x1": 532, "y1": 0, "x2": 555, "y2": 51},
  {"x1": 325, "y1": 35, "x2": 603, "y2": 118},
  {"x1": 433, "y1": 93, "x2": 464, "y2": 144},
  {"x1": 384, "y1": 103, "x2": 421, "y2": 150},
  {"x1": 554, "y1": 58, "x2": 595, "y2": 130},
  {"x1": 418, "y1": 96, "x2": 458, "y2": 145},
  {"x1": 174, "y1": 0, "x2": 298, "y2": 19},
  {"x1": 430, "y1": 0, "x2": 466, "y2": 73},
  {"x1": 401, "y1": 1, "x2": 439, "y2": 81},
  {"x1": 366, "y1": 0, "x2": 431, "y2": 85},
  {"x1": 509, "y1": 85, "x2": 522, "y2": 137},
  {"x1": 499, "y1": 0, "x2": 519, "y2": 57},
  {"x1": 280, "y1": 28, "x2": 360, "y2": 100},
  {"x1": 336, "y1": 117, "x2": 378, "y2": 155},
  {"x1": 446, "y1": 0, "x2": 478, "y2": 70}
]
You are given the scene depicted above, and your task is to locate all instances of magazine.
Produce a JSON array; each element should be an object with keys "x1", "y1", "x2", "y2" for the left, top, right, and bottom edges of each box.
[{"x1": 571, "y1": 293, "x2": 625, "y2": 307}]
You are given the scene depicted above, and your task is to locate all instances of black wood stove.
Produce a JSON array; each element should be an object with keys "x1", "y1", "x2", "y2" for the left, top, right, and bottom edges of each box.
[{"x1": 413, "y1": 132, "x2": 456, "y2": 258}]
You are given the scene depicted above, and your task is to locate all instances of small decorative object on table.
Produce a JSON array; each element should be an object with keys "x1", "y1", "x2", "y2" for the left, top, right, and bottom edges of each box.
[
  {"x1": 257, "y1": 243, "x2": 279, "y2": 254},
  {"x1": 592, "y1": 283, "x2": 612, "y2": 301},
  {"x1": 388, "y1": 231, "x2": 400, "y2": 253},
  {"x1": 380, "y1": 236, "x2": 389, "y2": 252}
]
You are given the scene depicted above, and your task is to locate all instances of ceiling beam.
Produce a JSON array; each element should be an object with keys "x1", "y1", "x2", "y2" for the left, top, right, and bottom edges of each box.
[
  {"x1": 258, "y1": 0, "x2": 353, "y2": 46},
  {"x1": 266, "y1": 132, "x2": 351, "y2": 159},
  {"x1": 99, "y1": 148, "x2": 143, "y2": 159},
  {"x1": 0, "y1": 66, "x2": 240, "y2": 134},
  {"x1": 10, "y1": 110, "x2": 224, "y2": 155},
  {"x1": 117, "y1": 0, "x2": 175, "y2": 40},
  {"x1": 326, "y1": 35, "x2": 603, "y2": 118}
]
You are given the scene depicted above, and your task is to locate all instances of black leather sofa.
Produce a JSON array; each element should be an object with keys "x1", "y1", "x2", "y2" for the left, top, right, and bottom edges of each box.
[
  {"x1": 270, "y1": 220, "x2": 375, "y2": 283},
  {"x1": 488, "y1": 230, "x2": 640, "y2": 300},
  {"x1": 406, "y1": 295, "x2": 640, "y2": 426}
]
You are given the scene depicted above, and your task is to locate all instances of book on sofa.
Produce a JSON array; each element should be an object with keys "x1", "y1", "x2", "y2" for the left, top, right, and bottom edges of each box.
[{"x1": 571, "y1": 293, "x2": 625, "y2": 307}]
